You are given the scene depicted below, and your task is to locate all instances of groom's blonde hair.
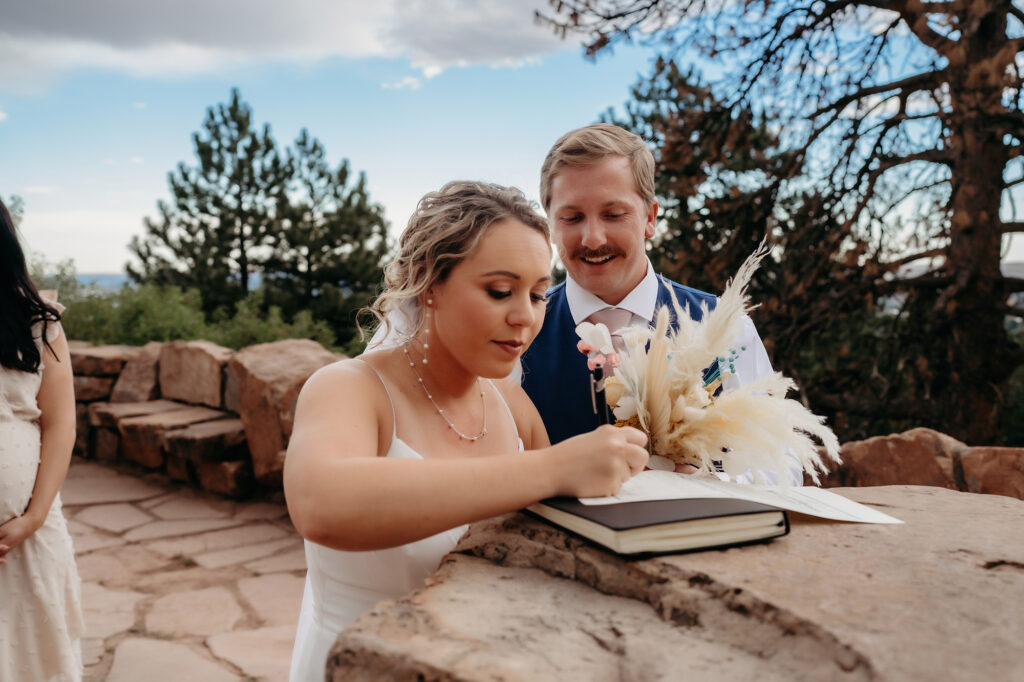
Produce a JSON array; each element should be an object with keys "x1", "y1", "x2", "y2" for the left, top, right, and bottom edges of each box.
[
  {"x1": 362, "y1": 181, "x2": 549, "y2": 341},
  {"x1": 540, "y1": 123, "x2": 656, "y2": 211}
]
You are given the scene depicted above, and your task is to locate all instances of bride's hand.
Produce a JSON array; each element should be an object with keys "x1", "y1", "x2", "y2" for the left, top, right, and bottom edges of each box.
[{"x1": 547, "y1": 425, "x2": 649, "y2": 498}]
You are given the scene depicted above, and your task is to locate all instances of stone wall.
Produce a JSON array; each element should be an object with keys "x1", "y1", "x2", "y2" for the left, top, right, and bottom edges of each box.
[
  {"x1": 70, "y1": 338, "x2": 340, "y2": 498},
  {"x1": 71, "y1": 337, "x2": 1024, "y2": 503}
]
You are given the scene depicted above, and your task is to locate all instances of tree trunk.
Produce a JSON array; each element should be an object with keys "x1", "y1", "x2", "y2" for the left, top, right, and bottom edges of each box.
[{"x1": 942, "y1": 6, "x2": 1016, "y2": 444}]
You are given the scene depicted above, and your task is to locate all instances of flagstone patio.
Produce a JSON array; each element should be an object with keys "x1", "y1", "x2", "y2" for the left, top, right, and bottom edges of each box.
[{"x1": 62, "y1": 457, "x2": 305, "y2": 682}]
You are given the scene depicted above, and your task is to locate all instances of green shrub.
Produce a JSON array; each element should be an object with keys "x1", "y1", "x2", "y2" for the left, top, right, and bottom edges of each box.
[
  {"x1": 62, "y1": 285, "x2": 209, "y2": 345},
  {"x1": 205, "y1": 292, "x2": 335, "y2": 349},
  {"x1": 31, "y1": 259, "x2": 338, "y2": 351}
]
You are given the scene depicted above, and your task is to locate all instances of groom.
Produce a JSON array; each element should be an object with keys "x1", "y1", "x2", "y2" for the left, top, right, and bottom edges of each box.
[{"x1": 521, "y1": 123, "x2": 773, "y2": 445}]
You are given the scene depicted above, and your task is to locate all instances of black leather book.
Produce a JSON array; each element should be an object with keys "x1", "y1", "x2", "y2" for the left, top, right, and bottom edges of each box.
[{"x1": 526, "y1": 496, "x2": 789, "y2": 557}]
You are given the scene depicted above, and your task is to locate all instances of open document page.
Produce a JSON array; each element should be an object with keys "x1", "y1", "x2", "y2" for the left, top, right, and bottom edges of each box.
[{"x1": 580, "y1": 470, "x2": 902, "y2": 524}]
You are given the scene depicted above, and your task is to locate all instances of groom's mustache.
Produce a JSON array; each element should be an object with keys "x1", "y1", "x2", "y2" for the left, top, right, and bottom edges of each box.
[{"x1": 571, "y1": 246, "x2": 625, "y2": 261}]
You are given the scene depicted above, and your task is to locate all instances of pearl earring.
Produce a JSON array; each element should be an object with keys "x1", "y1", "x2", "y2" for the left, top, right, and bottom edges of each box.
[{"x1": 422, "y1": 298, "x2": 433, "y2": 363}]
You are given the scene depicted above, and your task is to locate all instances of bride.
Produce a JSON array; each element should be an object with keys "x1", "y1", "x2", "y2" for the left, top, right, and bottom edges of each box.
[{"x1": 284, "y1": 181, "x2": 649, "y2": 679}]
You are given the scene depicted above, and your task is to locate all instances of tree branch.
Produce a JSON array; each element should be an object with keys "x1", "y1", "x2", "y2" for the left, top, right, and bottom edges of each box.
[
  {"x1": 1001, "y1": 303, "x2": 1023, "y2": 317},
  {"x1": 810, "y1": 70, "x2": 942, "y2": 119},
  {"x1": 885, "y1": 0, "x2": 958, "y2": 54},
  {"x1": 887, "y1": 248, "x2": 946, "y2": 267},
  {"x1": 995, "y1": 110, "x2": 1024, "y2": 138},
  {"x1": 1003, "y1": 222, "x2": 1024, "y2": 234},
  {"x1": 878, "y1": 272, "x2": 954, "y2": 293},
  {"x1": 1007, "y1": 277, "x2": 1024, "y2": 293},
  {"x1": 1010, "y1": 4, "x2": 1024, "y2": 28}
]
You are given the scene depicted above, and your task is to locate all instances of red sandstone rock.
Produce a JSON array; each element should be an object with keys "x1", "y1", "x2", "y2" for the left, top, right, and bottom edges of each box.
[
  {"x1": 74, "y1": 403, "x2": 90, "y2": 458},
  {"x1": 956, "y1": 447, "x2": 1024, "y2": 500},
  {"x1": 194, "y1": 459, "x2": 254, "y2": 498},
  {"x1": 903, "y1": 427, "x2": 967, "y2": 483},
  {"x1": 164, "y1": 453, "x2": 193, "y2": 483},
  {"x1": 70, "y1": 344, "x2": 140, "y2": 376},
  {"x1": 223, "y1": 364, "x2": 242, "y2": 414},
  {"x1": 159, "y1": 341, "x2": 234, "y2": 409},
  {"x1": 330, "y1": 487, "x2": 1024, "y2": 681},
  {"x1": 810, "y1": 428, "x2": 958, "y2": 489},
  {"x1": 228, "y1": 339, "x2": 339, "y2": 485},
  {"x1": 73, "y1": 375, "x2": 116, "y2": 402},
  {"x1": 94, "y1": 427, "x2": 121, "y2": 462},
  {"x1": 118, "y1": 406, "x2": 229, "y2": 469},
  {"x1": 111, "y1": 341, "x2": 162, "y2": 403},
  {"x1": 163, "y1": 419, "x2": 248, "y2": 463},
  {"x1": 88, "y1": 400, "x2": 189, "y2": 429}
]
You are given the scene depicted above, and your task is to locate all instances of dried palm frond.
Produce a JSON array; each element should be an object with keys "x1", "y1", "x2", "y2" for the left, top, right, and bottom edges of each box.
[{"x1": 603, "y1": 242, "x2": 840, "y2": 484}]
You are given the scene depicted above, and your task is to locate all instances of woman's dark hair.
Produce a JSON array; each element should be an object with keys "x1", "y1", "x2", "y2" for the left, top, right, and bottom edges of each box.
[{"x1": 0, "y1": 198, "x2": 62, "y2": 372}]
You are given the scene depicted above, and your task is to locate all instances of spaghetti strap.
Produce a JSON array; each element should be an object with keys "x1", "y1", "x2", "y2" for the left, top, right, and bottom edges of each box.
[
  {"x1": 355, "y1": 359, "x2": 398, "y2": 440},
  {"x1": 486, "y1": 379, "x2": 522, "y2": 451}
]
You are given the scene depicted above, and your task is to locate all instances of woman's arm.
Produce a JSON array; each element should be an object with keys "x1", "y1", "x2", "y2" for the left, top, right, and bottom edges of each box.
[
  {"x1": 283, "y1": 362, "x2": 647, "y2": 552},
  {"x1": 0, "y1": 325, "x2": 76, "y2": 562}
]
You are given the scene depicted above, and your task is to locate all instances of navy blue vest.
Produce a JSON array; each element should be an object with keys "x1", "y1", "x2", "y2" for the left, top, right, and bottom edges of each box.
[{"x1": 521, "y1": 279, "x2": 717, "y2": 444}]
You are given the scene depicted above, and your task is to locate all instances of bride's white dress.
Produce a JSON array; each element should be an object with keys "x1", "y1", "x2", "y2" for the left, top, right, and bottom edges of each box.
[{"x1": 289, "y1": 362, "x2": 521, "y2": 681}]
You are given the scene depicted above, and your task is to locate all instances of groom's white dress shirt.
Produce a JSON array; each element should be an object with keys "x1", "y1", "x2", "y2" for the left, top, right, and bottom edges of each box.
[{"x1": 565, "y1": 258, "x2": 774, "y2": 391}]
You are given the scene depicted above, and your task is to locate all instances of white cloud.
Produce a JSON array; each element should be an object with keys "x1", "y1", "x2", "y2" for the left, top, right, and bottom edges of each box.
[
  {"x1": 22, "y1": 185, "x2": 56, "y2": 194},
  {"x1": 100, "y1": 158, "x2": 116, "y2": 166},
  {"x1": 0, "y1": 110, "x2": 7, "y2": 121},
  {"x1": 382, "y1": 76, "x2": 422, "y2": 90},
  {"x1": 390, "y1": 1, "x2": 563, "y2": 76},
  {"x1": 130, "y1": 156, "x2": 144, "y2": 164},
  {"x1": 0, "y1": 0, "x2": 562, "y2": 91},
  {"x1": 132, "y1": 101, "x2": 147, "y2": 109}
]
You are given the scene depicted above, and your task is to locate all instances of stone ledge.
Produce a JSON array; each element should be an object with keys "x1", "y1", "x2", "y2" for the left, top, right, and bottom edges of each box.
[
  {"x1": 89, "y1": 400, "x2": 190, "y2": 429},
  {"x1": 118, "y1": 406, "x2": 230, "y2": 469},
  {"x1": 70, "y1": 344, "x2": 140, "y2": 376},
  {"x1": 330, "y1": 486, "x2": 1024, "y2": 681}
]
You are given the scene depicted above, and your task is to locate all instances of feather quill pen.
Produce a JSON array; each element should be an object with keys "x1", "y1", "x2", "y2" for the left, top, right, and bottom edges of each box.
[{"x1": 606, "y1": 242, "x2": 841, "y2": 484}]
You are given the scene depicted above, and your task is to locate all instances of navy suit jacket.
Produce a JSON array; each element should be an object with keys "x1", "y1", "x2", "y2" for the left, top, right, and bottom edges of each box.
[{"x1": 521, "y1": 279, "x2": 717, "y2": 445}]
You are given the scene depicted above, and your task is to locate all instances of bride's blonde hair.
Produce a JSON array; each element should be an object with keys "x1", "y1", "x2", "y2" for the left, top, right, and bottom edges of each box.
[{"x1": 362, "y1": 181, "x2": 549, "y2": 341}]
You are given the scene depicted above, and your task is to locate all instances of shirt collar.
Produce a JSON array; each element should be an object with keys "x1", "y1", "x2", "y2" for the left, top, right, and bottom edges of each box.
[{"x1": 564, "y1": 258, "x2": 660, "y2": 325}]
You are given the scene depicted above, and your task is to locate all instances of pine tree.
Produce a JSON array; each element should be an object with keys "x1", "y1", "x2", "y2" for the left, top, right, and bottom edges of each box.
[
  {"x1": 263, "y1": 129, "x2": 390, "y2": 343},
  {"x1": 128, "y1": 91, "x2": 391, "y2": 346},
  {"x1": 128, "y1": 89, "x2": 291, "y2": 314}
]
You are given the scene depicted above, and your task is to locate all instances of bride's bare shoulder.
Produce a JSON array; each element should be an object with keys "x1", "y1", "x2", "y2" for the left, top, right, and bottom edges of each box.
[{"x1": 299, "y1": 351, "x2": 399, "y2": 403}]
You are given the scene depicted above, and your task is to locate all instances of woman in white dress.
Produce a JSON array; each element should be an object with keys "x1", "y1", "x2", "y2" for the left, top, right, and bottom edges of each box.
[
  {"x1": 285, "y1": 181, "x2": 650, "y2": 679},
  {"x1": 0, "y1": 198, "x2": 84, "y2": 681}
]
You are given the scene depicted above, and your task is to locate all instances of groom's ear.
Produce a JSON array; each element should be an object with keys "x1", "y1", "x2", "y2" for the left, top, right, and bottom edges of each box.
[{"x1": 644, "y1": 201, "x2": 658, "y2": 239}]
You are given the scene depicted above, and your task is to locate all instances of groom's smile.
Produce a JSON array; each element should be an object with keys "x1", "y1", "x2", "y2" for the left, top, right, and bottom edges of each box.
[{"x1": 548, "y1": 156, "x2": 658, "y2": 306}]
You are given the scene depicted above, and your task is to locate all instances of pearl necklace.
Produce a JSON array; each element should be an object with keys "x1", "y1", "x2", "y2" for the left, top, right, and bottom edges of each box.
[{"x1": 403, "y1": 344, "x2": 487, "y2": 442}]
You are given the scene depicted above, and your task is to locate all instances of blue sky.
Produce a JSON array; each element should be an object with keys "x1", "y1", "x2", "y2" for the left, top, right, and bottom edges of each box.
[
  {"x1": 1, "y1": 0, "x2": 663, "y2": 272},
  {"x1": 2, "y1": 0, "x2": 1022, "y2": 273}
]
